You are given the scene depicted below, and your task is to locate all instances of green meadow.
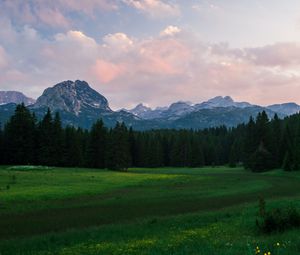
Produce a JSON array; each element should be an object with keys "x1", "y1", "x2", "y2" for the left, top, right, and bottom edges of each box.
[{"x1": 0, "y1": 166, "x2": 299, "y2": 255}]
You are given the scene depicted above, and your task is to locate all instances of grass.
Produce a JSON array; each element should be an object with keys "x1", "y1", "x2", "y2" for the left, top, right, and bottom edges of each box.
[{"x1": 0, "y1": 166, "x2": 299, "y2": 254}]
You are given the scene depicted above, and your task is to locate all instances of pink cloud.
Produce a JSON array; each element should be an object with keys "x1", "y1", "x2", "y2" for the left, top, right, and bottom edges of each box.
[
  {"x1": 0, "y1": 0, "x2": 118, "y2": 29},
  {"x1": 91, "y1": 60, "x2": 125, "y2": 83},
  {"x1": 0, "y1": 46, "x2": 8, "y2": 69},
  {"x1": 57, "y1": 0, "x2": 118, "y2": 13},
  {"x1": 102, "y1": 33, "x2": 134, "y2": 52},
  {"x1": 123, "y1": 0, "x2": 180, "y2": 18},
  {"x1": 137, "y1": 38, "x2": 191, "y2": 75},
  {"x1": 36, "y1": 8, "x2": 70, "y2": 28},
  {"x1": 245, "y1": 42, "x2": 300, "y2": 67},
  {"x1": 3, "y1": 26, "x2": 300, "y2": 109}
]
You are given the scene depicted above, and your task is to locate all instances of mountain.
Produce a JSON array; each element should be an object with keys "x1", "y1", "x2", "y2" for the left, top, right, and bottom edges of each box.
[
  {"x1": 267, "y1": 103, "x2": 300, "y2": 116},
  {"x1": 125, "y1": 96, "x2": 254, "y2": 120},
  {"x1": 0, "y1": 80, "x2": 141, "y2": 129},
  {"x1": 33, "y1": 80, "x2": 111, "y2": 115},
  {"x1": 0, "y1": 103, "x2": 17, "y2": 126},
  {"x1": 0, "y1": 80, "x2": 296, "y2": 130},
  {"x1": 170, "y1": 106, "x2": 279, "y2": 129},
  {"x1": 126, "y1": 103, "x2": 153, "y2": 119},
  {"x1": 162, "y1": 101, "x2": 195, "y2": 119},
  {"x1": 30, "y1": 80, "x2": 142, "y2": 128},
  {"x1": 127, "y1": 101, "x2": 194, "y2": 120},
  {"x1": 0, "y1": 91, "x2": 35, "y2": 106},
  {"x1": 194, "y1": 96, "x2": 253, "y2": 110}
]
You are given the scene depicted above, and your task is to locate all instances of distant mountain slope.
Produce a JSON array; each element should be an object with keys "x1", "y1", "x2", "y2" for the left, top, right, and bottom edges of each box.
[
  {"x1": 0, "y1": 80, "x2": 295, "y2": 130},
  {"x1": 0, "y1": 91, "x2": 35, "y2": 106},
  {"x1": 0, "y1": 103, "x2": 17, "y2": 126},
  {"x1": 267, "y1": 103, "x2": 300, "y2": 116},
  {"x1": 125, "y1": 96, "x2": 257, "y2": 120},
  {"x1": 170, "y1": 106, "x2": 280, "y2": 129}
]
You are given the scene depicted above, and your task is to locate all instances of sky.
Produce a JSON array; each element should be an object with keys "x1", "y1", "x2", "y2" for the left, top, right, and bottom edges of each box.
[{"x1": 1, "y1": 0, "x2": 300, "y2": 109}]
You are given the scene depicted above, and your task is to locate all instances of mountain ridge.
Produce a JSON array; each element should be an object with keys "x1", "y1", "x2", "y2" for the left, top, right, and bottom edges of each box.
[
  {"x1": 0, "y1": 80, "x2": 298, "y2": 130},
  {"x1": 0, "y1": 91, "x2": 35, "y2": 106}
]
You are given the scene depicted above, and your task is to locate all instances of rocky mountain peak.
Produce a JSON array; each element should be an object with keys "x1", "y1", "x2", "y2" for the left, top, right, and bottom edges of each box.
[
  {"x1": 207, "y1": 96, "x2": 234, "y2": 106},
  {"x1": 34, "y1": 80, "x2": 111, "y2": 115},
  {"x1": 0, "y1": 91, "x2": 36, "y2": 106},
  {"x1": 126, "y1": 103, "x2": 153, "y2": 118},
  {"x1": 134, "y1": 103, "x2": 151, "y2": 111}
]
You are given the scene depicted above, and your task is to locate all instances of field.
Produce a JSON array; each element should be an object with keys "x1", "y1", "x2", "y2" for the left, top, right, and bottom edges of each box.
[{"x1": 0, "y1": 166, "x2": 299, "y2": 254}]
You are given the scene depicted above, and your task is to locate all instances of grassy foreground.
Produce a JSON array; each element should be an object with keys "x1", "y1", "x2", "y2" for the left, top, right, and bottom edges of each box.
[{"x1": 0, "y1": 166, "x2": 299, "y2": 254}]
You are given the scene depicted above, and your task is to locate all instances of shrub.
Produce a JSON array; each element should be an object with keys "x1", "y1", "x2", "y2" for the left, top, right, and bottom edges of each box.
[{"x1": 256, "y1": 199, "x2": 300, "y2": 233}]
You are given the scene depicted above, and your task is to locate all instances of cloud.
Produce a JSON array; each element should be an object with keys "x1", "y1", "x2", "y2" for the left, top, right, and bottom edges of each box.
[
  {"x1": 103, "y1": 33, "x2": 134, "y2": 51},
  {"x1": 0, "y1": 46, "x2": 8, "y2": 69},
  {"x1": 2, "y1": 24, "x2": 300, "y2": 108},
  {"x1": 91, "y1": 60, "x2": 125, "y2": 83},
  {"x1": 244, "y1": 43, "x2": 300, "y2": 67},
  {"x1": 35, "y1": 7, "x2": 70, "y2": 28},
  {"x1": 0, "y1": 0, "x2": 118, "y2": 29},
  {"x1": 160, "y1": 25, "x2": 181, "y2": 37},
  {"x1": 123, "y1": 0, "x2": 180, "y2": 18}
]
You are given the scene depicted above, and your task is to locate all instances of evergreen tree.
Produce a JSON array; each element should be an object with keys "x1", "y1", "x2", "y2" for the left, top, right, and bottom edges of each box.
[
  {"x1": 52, "y1": 112, "x2": 64, "y2": 166},
  {"x1": 128, "y1": 127, "x2": 137, "y2": 167},
  {"x1": 145, "y1": 133, "x2": 164, "y2": 167},
  {"x1": 280, "y1": 124, "x2": 295, "y2": 170},
  {"x1": 190, "y1": 137, "x2": 205, "y2": 167},
  {"x1": 255, "y1": 111, "x2": 270, "y2": 148},
  {"x1": 282, "y1": 151, "x2": 293, "y2": 171},
  {"x1": 229, "y1": 140, "x2": 239, "y2": 167},
  {"x1": 269, "y1": 114, "x2": 282, "y2": 168},
  {"x1": 87, "y1": 119, "x2": 107, "y2": 168},
  {"x1": 3, "y1": 103, "x2": 300, "y2": 172},
  {"x1": 292, "y1": 121, "x2": 300, "y2": 170},
  {"x1": 243, "y1": 116, "x2": 257, "y2": 169},
  {"x1": 106, "y1": 122, "x2": 131, "y2": 171},
  {"x1": 37, "y1": 108, "x2": 54, "y2": 165},
  {"x1": 0, "y1": 123, "x2": 3, "y2": 165},
  {"x1": 248, "y1": 142, "x2": 274, "y2": 172},
  {"x1": 4, "y1": 104, "x2": 36, "y2": 165},
  {"x1": 63, "y1": 126, "x2": 84, "y2": 167}
]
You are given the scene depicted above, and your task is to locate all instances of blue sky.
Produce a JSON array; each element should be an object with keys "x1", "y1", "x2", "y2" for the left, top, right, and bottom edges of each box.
[{"x1": 1, "y1": 0, "x2": 300, "y2": 109}]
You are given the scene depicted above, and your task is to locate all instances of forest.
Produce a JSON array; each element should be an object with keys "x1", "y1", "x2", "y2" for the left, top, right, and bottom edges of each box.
[{"x1": 0, "y1": 103, "x2": 300, "y2": 172}]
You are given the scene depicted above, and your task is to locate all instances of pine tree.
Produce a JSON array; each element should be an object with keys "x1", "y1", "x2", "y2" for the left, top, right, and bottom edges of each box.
[
  {"x1": 249, "y1": 142, "x2": 274, "y2": 172},
  {"x1": 128, "y1": 127, "x2": 137, "y2": 167},
  {"x1": 4, "y1": 104, "x2": 36, "y2": 165},
  {"x1": 269, "y1": 114, "x2": 282, "y2": 168},
  {"x1": 52, "y1": 112, "x2": 64, "y2": 166},
  {"x1": 87, "y1": 119, "x2": 107, "y2": 168},
  {"x1": 243, "y1": 116, "x2": 257, "y2": 169},
  {"x1": 190, "y1": 137, "x2": 205, "y2": 167},
  {"x1": 38, "y1": 108, "x2": 54, "y2": 165},
  {"x1": 282, "y1": 151, "x2": 293, "y2": 171},
  {"x1": 229, "y1": 140, "x2": 239, "y2": 167},
  {"x1": 255, "y1": 111, "x2": 270, "y2": 148},
  {"x1": 146, "y1": 133, "x2": 164, "y2": 167},
  {"x1": 280, "y1": 124, "x2": 295, "y2": 170},
  {"x1": 63, "y1": 126, "x2": 84, "y2": 167},
  {"x1": 292, "y1": 121, "x2": 300, "y2": 170},
  {"x1": 0, "y1": 123, "x2": 3, "y2": 165},
  {"x1": 106, "y1": 122, "x2": 131, "y2": 171}
]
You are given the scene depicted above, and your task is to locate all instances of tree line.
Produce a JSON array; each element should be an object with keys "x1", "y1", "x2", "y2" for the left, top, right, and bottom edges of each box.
[{"x1": 0, "y1": 103, "x2": 299, "y2": 172}]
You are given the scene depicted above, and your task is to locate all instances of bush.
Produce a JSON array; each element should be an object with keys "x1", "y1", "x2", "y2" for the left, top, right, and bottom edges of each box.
[{"x1": 256, "y1": 198, "x2": 300, "y2": 233}]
